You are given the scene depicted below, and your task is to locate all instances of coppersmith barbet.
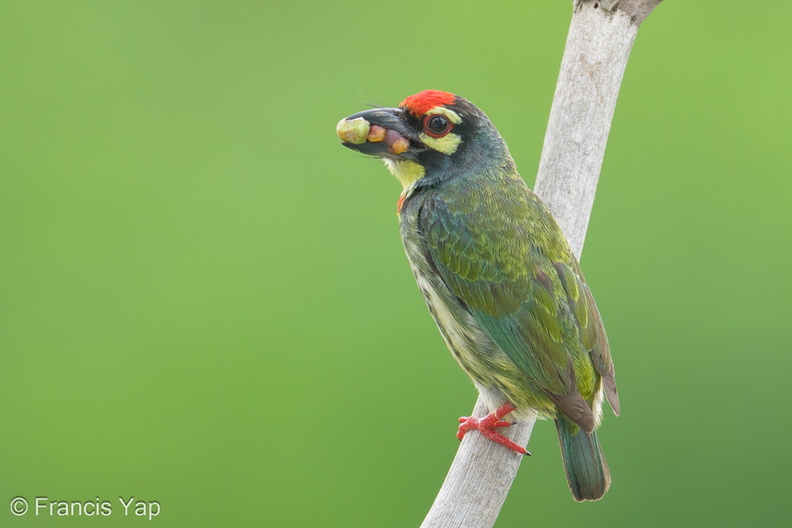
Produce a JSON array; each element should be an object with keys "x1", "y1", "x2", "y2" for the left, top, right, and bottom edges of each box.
[{"x1": 336, "y1": 90, "x2": 619, "y2": 501}]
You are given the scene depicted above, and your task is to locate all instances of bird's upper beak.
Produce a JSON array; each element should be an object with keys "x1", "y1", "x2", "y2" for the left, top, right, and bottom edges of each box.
[{"x1": 336, "y1": 107, "x2": 425, "y2": 160}]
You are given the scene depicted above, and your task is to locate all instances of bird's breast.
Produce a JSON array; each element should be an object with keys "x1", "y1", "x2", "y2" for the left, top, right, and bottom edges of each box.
[{"x1": 400, "y1": 202, "x2": 515, "y2": 397}]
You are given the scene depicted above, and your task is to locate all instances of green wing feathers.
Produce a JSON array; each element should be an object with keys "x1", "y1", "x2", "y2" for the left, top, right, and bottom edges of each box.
[
  {"x1": 555, "y1": 261, "x2": 620, "y2": 415},
  {"x1": 418, "y1": 178, "x2": 618, "y2": 425}
]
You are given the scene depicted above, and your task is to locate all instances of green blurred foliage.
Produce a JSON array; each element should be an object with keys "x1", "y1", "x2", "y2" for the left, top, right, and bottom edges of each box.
[{"x1": 1, "y1": 1, "x2": 790, "y2": 526}]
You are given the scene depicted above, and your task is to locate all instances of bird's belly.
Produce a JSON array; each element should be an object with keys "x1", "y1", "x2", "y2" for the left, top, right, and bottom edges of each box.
[{"x1": 405, "y1": 249, "x2": 555, "y2": 419}]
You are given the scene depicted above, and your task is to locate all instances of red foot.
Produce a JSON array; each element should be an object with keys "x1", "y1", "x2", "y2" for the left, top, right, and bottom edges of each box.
[{"x1": 457, "y1": 402, "x2": 529, "y2": 455}]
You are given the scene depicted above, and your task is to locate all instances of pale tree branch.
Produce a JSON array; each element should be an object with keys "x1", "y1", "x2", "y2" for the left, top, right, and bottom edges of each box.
[{"x1": 420, "y1": 1, "x2": 662, "y2": 527}]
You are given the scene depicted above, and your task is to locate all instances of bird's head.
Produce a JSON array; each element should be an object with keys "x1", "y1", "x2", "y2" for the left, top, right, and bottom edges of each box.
[{"x1": 336, "y1": 90, "x2": 514, "y2": 192}]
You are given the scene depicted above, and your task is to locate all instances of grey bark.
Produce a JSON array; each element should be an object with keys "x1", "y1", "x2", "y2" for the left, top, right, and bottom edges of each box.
[{"x1": 420, "y1": 1, "x2": 662, "y2": 527}]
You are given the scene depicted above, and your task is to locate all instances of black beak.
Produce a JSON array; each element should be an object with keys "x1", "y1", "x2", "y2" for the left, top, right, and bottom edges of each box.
[{"x1": 336, "y1": 107, "x2": 424, "y2": 160}]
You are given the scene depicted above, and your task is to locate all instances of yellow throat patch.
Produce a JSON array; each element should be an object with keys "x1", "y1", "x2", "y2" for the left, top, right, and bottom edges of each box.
[{"x1": 384, "y1": 159, "x2": 425, "y2": 193}]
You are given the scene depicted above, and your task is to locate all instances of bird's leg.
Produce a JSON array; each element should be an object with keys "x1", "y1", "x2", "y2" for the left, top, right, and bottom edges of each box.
[{"x1": 457, "y1": 402, "x2": 530, "y2": 455}]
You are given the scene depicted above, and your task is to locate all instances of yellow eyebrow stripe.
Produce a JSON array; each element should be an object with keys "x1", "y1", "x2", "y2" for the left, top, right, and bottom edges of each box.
[{"x1": 424, "y1": 106, "x2": 462, "y2": 124}]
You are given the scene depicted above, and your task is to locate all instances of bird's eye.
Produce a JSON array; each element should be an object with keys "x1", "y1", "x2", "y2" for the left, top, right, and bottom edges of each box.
[{"x1": 423, "y1": 114, "x2": 453, "y2": 138}]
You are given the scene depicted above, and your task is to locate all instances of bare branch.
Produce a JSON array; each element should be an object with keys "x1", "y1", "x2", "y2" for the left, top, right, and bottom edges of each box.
[
  {"x1": 535, "y1": 0, "x2": 661, "y2": 253},
  {"x1": 421, "y1": 2, "x2": 662, "y2": 526}
]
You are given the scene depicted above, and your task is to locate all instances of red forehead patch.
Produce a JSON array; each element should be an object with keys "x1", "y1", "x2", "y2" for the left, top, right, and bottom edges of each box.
[{"x1": 400, "y1": 90, "x2": 456, "y2": 117}]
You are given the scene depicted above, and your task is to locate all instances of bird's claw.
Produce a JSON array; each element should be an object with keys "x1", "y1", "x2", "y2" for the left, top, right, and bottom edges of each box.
[{"x1": 456, "y1": 403, "x2": 530, "y2": 455}]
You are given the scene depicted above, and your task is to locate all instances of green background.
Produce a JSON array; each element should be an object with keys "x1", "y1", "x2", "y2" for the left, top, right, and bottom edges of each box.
[{"x1": 2, "y1": 1, "x2": 790, "y2": 526}]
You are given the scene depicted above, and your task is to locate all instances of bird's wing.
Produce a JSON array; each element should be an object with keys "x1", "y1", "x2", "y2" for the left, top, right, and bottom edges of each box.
[
  {"x1": 554, "y1": 259, "x2": 619, "y2": 415},
  {"x1": 418, "y1": 180, "x2": 618, "y2": 425}
]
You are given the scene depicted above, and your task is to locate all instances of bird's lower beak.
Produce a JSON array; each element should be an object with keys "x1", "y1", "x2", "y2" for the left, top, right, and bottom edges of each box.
[{"x1": 336, "y1": 107, "x2": 423, "y2": 159}]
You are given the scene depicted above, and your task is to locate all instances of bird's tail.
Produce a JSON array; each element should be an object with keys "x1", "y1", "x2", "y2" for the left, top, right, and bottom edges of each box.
[{"x1": 554, "y1": 416, "x2": 611, "y2": 501}]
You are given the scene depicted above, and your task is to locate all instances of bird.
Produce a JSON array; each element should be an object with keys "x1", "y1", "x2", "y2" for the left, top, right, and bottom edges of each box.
[{"x1": 336, "y1": 90, "x2": 619, "y2": 501}]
